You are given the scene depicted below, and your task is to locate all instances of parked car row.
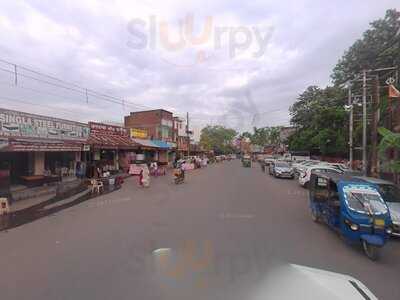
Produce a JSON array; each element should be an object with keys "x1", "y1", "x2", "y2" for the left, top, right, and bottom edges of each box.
[
  {"x1": 259, "y1": 156, "x2": 400, "y2": 259},
  {"x1": 264, "y1": 158, "x2": 347, "y2": 182},
  {"x1": 290, "y1": 160, "x2": 350, "y2": 188}
]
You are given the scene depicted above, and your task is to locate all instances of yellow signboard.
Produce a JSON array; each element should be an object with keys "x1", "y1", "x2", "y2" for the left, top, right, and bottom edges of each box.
[{"x1": 130, "y1": 128, "x2": 148, "y2": 139}]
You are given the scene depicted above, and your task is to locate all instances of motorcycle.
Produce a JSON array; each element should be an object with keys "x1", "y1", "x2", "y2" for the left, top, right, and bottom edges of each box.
[{"x1": 173, "y1": 168, "x2": 185, "y2": 184}]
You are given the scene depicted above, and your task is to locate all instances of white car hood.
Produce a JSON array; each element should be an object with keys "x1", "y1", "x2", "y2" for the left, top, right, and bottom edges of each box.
[
  {"x1": 252, "y1": 264, "x2": 377, "y2": 300},
  {"x1": 276, "y1": 167, "x2": 292, "y2": 172},
  {"x1": 387, "y1": 202, "x2": 400, "y2": 224}
]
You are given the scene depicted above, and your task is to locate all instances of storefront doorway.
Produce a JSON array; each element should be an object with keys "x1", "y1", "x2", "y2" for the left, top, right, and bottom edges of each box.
[{"x1": 0, "y1": 152, "x2": 31, "y2": 184}]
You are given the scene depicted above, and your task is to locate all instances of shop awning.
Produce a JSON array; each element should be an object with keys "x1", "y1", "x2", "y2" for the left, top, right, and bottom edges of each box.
[
  {"x1": 151, "y1": 140, "x2": 173, "y2": 149},
  {"x1": 131, "y1": 138, "x2": 159, "y2": 149},
  {"x1": 131, "y1": 139, "x2": 175, "y2": 150},
  {"x1": 1, "y1": 138, "x2": 83, "y2": 152},
  {"x1": 87, "y1": 133, "x2": 137, "y2": 150}
]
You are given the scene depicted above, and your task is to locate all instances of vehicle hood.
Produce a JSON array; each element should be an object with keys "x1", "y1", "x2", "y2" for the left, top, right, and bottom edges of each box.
[
  {"x1": 387, "y1": 202, "x2": 400, "y2": 224},
  {"x1": 275, "y1": 167, "x2": 293, "y2": 172},
  {"x1": 253, "y1": 264, "x2": 377, "y2": 299}
]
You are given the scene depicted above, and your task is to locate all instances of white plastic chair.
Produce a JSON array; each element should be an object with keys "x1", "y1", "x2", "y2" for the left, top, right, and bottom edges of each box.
[{"x1": 90, "y1": 179, "x2": 104, "y2": 194}]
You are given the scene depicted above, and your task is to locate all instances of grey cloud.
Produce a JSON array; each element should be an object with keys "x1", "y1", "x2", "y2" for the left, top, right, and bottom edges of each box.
[{"x1": 0, "y1": 0, "x2": 398, "y2": 131}]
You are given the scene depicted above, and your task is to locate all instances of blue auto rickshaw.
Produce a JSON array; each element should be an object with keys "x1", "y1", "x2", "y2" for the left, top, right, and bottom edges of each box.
[{"x1": 309, "y1": 172, "x2": 392, "y2": 260}]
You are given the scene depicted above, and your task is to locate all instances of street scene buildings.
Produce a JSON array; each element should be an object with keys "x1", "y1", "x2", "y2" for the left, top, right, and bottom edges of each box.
[{"x1": 0, "y1": 3, "x2": 400, "y2": 300}]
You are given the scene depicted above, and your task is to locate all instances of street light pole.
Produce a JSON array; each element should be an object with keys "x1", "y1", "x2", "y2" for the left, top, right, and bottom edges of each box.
[{"x1": 362, "y1": 69, "x2": 367, "y2": 176}]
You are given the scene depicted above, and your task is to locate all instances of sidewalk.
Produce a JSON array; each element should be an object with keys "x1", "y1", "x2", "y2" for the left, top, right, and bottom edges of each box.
[{"x1": 10, "y1": 193, "x2": 56, "y2": 213}]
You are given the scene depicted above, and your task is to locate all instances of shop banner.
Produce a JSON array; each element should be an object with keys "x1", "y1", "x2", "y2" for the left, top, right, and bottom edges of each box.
[
  {"x1": 89, "y1": 122, "x2": 128, "y2": 136},
  {"x1": 130, "y1": 128, "x2": 148, "y2": 139},
  {"x1": 0, "y1": 108, "x2": 89, "y2": 141}
]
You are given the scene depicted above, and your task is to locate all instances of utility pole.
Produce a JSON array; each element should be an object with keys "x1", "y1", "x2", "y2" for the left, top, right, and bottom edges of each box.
[
  {"x1": 186, "y1": 112, "x2": 190, "y2": 157},
  {"x1": 370, "y1": 75, "x2": 380, "y2": 177},
  {"x1": 362, "y1": 69, "x2": 368, "y2": 176},
  {"x1": 348, "y1": 85, "x2": 353, "y2": 169}
]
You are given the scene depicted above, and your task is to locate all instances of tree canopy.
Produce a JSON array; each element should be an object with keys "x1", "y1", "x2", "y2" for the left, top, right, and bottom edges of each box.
[
  {"x1": 200, "y1": 125, "x2": 237, "y2": 154},
  {"x1": 332, "y1": 9, "x2": 400, "y2": 85},
  {"x1": 288, "y1": 8, "x2": 400, "y2": 157},
  {"x1": 288, "y1": 86, "x2": 347, "y2": 156},
  {"x1": 241, "y1": 126, "x2": 281, "y2": 146}
]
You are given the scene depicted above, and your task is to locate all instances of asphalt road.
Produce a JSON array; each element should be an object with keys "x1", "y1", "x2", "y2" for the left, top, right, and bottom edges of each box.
[{"x1": 0, "y1": 160, "x2": 399, "y2": 299}]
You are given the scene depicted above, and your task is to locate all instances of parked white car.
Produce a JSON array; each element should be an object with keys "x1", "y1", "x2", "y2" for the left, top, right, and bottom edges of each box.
[
  {"x1": 298, "y1": 165, "x2": 343, "y2": 188},
  {"x1": 293, "y1": 160, "x2": 321, "y2": 176}
]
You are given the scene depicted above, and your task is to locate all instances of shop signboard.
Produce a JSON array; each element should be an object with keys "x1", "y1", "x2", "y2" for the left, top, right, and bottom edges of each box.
[
  {"x1": 83, "y1": 144, "x2": 90, "y2": 151},
  {"x1": 89, "y1": 122, "x2": 128, "y2": 136},
  {"x1": 130, "y1": 128, "x2": 148, "y2": 139},
  {"x1": 0, "y1": 108, "x2": 90, "y2": 141}
]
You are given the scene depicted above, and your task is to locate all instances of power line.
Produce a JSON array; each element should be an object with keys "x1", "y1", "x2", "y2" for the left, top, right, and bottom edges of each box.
[
  {"x1": 0, "y1": 60, "x2": 157, "y2": 111},
  {"x1": 0, "y1": 95, "x2": 88, "y2": 120},
  {"x1": 0, "y1": 58, "x2": 293, "y2": 127}
]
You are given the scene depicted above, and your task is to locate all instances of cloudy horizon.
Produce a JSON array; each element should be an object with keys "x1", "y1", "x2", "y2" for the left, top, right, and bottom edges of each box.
[{"x1": 0, "y1": 0, "x2": 398, "y2": 133}]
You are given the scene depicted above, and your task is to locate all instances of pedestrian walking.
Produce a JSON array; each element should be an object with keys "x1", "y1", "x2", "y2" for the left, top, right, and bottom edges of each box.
[{"x1": 140, "y1": 164, "x2": 150, "y2": 187}]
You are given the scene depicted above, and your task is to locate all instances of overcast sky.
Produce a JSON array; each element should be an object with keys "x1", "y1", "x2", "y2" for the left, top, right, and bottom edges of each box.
[{"x1": 0, "y1": 0, "x2": 398, "y2": 133}]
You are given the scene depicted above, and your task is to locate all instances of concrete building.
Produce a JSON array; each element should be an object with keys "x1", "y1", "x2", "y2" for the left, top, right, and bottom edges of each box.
[
  {"x1": 173, "y1": 117, "x2": 188, "y2": 154},
  {"x1": 124, "y1": 109, "x2": 174, "y2": 142}
]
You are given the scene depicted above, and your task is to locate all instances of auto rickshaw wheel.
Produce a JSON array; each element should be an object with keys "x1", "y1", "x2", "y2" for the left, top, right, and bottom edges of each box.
[{"x1": 362, "y1": 240, "x2": 380, "y2": 261}]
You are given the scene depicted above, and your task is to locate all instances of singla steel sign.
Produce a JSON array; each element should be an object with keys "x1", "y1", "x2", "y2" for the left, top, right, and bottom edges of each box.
[{"x1": 0, "y1": 108, "x2": 90, "y2": 141}]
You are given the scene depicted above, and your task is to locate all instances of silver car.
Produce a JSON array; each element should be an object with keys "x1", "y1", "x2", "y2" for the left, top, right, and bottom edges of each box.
[
  {"x1": 273, "y1": 161, "x2": 295, "y2": 179},
  {"x1": 356, "y1": 177, "x2": 400, "y2": 237}
]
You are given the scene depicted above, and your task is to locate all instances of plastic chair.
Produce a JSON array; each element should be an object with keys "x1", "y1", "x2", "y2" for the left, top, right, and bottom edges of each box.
[
  {"x1": 90, "y1": 179, "x2": 104, "y2": 194},
  {"x1": 0, "y1": 198, "x2": 10, "y2": 215}
]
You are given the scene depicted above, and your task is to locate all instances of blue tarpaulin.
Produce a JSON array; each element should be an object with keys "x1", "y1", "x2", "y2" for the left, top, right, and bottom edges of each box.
[{"x1": 151, "y1": 140, "x2": 172, "y2": 149}]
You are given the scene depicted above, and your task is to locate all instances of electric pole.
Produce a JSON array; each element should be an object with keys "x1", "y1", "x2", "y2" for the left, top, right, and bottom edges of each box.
[
  {"x1": 348, "y1": 85, "x2": 353, "y2": 169},
  {"x1": 362, "y1": 69, "x2": 367, "y2": 176},
  {"x1": 370, "y1": 75, "x2": 380, "y2": 177},
  {"x1": 186, "y1": 112, "x2": 190, "y2": 157}
]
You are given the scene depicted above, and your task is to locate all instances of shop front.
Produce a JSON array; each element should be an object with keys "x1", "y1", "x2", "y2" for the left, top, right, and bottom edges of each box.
[
  {"x1": 151, "y1": 140, "x2": 176, "y2": 165},
  {"x1": 87, "y1": 122, "x2": 137, "y2": 177},
  {"x1": 0, "y1": 108, "x2": 89, "y2": 191}
]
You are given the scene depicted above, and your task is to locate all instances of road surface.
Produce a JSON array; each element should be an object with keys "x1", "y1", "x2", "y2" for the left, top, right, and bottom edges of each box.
[{"x1": 0, "y1": 160, "x2": 399, "y2": 299}]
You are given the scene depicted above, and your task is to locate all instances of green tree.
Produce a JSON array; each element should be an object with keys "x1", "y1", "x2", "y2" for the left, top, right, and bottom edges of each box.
[
  {"x1": 332, "y1": 9, "x2": 400, "y2": 84},
  {"x1": 240, "y1": 126, "x2": 282, "y2": 147},
  {"x1": 268, "y1": 127, "x2": 281, "y2": 146},
  {"x1": 288, "y1": 86, "x2": 347, "y2": 156},
  {"x1": 200, "y1": 125, "x2": 237, "y2": 154},
  {"x1": 251, "y1": 127, "x2": 269, "y2": 146},
  {"x1": 378, "y1": 127, "x2": 400, "y2": 172},
  {"x1": 289, "y1": 9, "x2": 400, "y2": 158},
  {"x1": 241, "y1": 131, "x2": 252, "y2": 139}
]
